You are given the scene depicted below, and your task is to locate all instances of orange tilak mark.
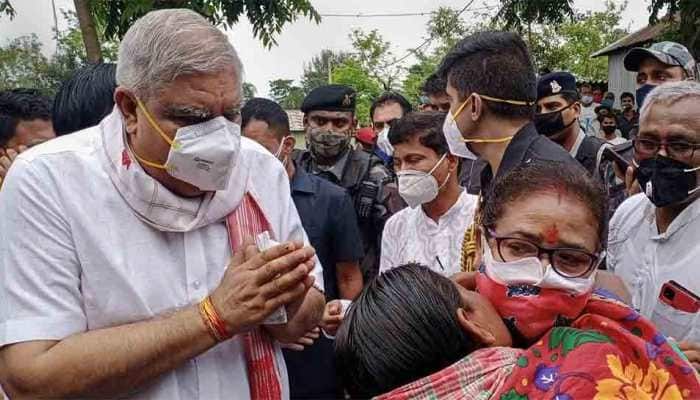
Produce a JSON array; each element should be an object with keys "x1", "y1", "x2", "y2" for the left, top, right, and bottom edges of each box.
[{"x1": 543, "y1": 225, "x2": 559, "y2": 245}]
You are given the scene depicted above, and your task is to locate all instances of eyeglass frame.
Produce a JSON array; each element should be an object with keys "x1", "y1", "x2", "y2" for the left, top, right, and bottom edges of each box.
[
  {"x1": 633, "y1": 137, "x2": 700, "y2": 161},
  {"x1": 484, "y1": 228, "x2": 604, "y2": 278}
]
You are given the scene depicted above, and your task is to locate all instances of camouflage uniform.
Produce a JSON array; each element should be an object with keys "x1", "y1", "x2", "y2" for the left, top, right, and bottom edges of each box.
[{"x1": 293, "y1": 148, "x2": 403, "y2": 282}]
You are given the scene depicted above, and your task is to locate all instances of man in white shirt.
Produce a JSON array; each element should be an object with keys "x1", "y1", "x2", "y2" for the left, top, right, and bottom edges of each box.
[
  {"x1": 579, "y1": 83, "x2": 600, "y2": 135},
  {"x1": 608, "y1": 81, "x2": 700, "y2": 370},
  {"x1": 380, "y1": 112, "x2": 477, "y2": 276},
  {"x1": 0, "y1": 9, "x2": 325, "y2": 399}
]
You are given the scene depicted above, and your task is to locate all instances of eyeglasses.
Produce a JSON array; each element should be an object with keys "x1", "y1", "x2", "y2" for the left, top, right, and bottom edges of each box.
[
  {"x1": 634, "y1": 138, "x2": 700, "y2": 161},
  {"x1": 485, "y1": 229, "x2": 601, "y2": 278},
  {"x1": 373, "y1": 118, "x2": 398, "y2": 132}
]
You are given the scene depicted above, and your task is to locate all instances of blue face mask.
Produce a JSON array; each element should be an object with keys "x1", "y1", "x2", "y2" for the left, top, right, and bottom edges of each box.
[{"x1": 636, "y1": 84, "x2": 656, "y2": 108}]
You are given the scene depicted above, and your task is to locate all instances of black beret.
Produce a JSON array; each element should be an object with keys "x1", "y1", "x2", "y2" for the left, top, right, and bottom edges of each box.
[
  {"x1": 537, "y1": 72, "x2": 579, "y2": 101},
  {"x1": 301, "y1": 84, "x2": 356, "y2": 113}
]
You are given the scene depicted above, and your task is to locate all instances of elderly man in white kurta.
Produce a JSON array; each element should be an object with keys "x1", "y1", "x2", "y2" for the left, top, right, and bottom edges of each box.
[{"x1": 0, "y1": 9, "x2": 325, "y2": 399}]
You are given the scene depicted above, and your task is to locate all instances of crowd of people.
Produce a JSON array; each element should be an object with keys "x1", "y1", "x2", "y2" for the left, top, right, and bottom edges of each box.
[{"x1": 0, "y1": 8, "x2": 699, "y2": 400}]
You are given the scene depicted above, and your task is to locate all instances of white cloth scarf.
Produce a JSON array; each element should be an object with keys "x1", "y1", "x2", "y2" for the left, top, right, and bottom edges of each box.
[{"x1": 97, "y1": 108, "x2": 248, "y2": 232}]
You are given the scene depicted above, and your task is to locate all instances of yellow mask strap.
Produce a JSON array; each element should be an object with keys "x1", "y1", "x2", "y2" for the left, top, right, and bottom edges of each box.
[
  {"x1": 128, "y1": 98, "x2": 177, "y2": 171},
  {"x1": 477, "y1": 93, "x2": 534, "y2": 106},
  {"x1": 135, "y1": 98, "x2": 180, "y2": 150},
  {"x1": 450, "y1": 97, "x2": 471, "y2": 121},
  {"x1": 450, "y1": 93, "x2": 534, "y2": 122},
  {"x1": 449, "y1": 94, "x2": 517, "y2": 144},
  {"x1": 463, "y1": 136, "x2": 513, "y2": 144},
  {"x1": 131, "y1": 151, "x2": 170, "y2": 171}
]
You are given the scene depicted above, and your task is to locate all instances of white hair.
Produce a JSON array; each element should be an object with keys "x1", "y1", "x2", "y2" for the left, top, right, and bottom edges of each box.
[
  {"x1": 116, "y1": 9, "x2": 243, "y2": 97},
  {"x1": 640, "y1": 80, "x2": 700, "y2": 122}
]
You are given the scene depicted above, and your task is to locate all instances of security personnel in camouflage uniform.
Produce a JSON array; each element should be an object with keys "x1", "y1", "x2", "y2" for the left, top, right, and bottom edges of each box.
[{"x1": 293, "y1": 85, "x2": 403, "y2": 282}]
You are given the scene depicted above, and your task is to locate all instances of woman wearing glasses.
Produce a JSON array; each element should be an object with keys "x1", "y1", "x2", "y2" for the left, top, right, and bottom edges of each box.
[
  {"x1": 475, "y1": 159, "x2": 608, "y2": 346},
  {"x1": 336, "y1": 160, "x2": 700, "y2": 399},
  {"x1": 471, "y1": 159, "x2": 698, "y2": 397}
]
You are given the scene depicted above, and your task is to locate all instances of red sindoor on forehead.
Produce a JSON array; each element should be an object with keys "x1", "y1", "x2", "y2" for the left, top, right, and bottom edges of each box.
[{"x1": 543, "y1": 225, "x2": 559, "y2": 245}]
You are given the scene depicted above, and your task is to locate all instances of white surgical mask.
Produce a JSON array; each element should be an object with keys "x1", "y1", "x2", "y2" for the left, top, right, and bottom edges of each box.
[
  {"x1": 397, "y1": 153, "x2": 449, "y2": 208},
  {"x1": 134, "y1": 98, "x2": 240, "y2": 191},
  {"x1": 482, "y1": 238, "x2": 596, "y2": 295},
  {"x1": 376, "y1": 126, "x2": 394, "y2": 156}
]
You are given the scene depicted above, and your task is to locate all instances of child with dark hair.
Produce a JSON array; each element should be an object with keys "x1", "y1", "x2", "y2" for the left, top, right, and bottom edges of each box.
[
  {"x1": 335, "y1": 160, "x2": 700, "y2": 399},
  {"x1": 52, "y1": 63, "x2": 117, "y2": 136},
  {"x1": 0, "y1": 88, "x2": 55, "y2": 186},
  {"x1": 335, "y1": 263, "x2": 512, "y2": 399}
]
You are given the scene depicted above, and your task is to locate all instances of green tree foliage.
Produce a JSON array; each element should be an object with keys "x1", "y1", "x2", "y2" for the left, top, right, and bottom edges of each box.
[
  {"x1": 301, "y1": 49, "x2": 352, "y2": 94},
  {"x1": 242, "y1": 82, "x2": 257, "y2": 101},
  {"x1": 649, "y1": 0, "x2": 700, "y2": 59},
  {"x1": 0, "y1": 35, "x2": 55, "y2": 92},
  {"x1": 268, "y1": 79, "x2": 305, "y2": 109},
  {"x1": 348, "y1": 29, "x2": 402, "y2": 91},
  {"x1": 526, "y1": 1, "x2": 629, "y2": 81},
  {"x1": 0, "y1": 0, "x2": 14, "y2": 19},
  {"x1": 0, "y1": 11, "x2": 118, "y2": 95},
  {"x1": 331, "y1": 59, "x2": 383, "y2": 126},
  {"x1": 494, "y1": 0, "x2": 575, "y2": 31},
  {"x1": 89, "y1": 0, "x2": 320, "y2": 48},
  {"x1": 401, "y1": 6, "x2": 490, "y2": 103}
]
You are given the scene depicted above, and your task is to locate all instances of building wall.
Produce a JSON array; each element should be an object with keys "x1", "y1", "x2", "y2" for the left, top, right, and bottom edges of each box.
[{"x1": 606, "y1": 52, "x2": 638, "y2": 108}]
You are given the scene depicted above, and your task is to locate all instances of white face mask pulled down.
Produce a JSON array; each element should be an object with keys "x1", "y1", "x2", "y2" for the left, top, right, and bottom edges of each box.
[
  {"x1": 376, "y1": 127, "x2": 394, "y2": 156},
  {"x1": 481, "y1": 238, "x2": 597, "y2": 295},
  {"x1": 397, "y1": 153, "x2": 450, "y2": 209}
]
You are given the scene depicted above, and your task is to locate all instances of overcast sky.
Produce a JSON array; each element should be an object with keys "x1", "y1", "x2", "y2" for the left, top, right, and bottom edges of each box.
[{"x1": 1, "y1": 0, "x2": 652, "y2": 97}]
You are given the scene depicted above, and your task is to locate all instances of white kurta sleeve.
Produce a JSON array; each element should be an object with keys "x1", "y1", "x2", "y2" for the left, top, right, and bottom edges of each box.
[
  {"x1": 0, "y1": 157, "x2": 87, "y2": 346},
  {"x1": 379, "y1": 215, "x2": 399, "y2": 274}
]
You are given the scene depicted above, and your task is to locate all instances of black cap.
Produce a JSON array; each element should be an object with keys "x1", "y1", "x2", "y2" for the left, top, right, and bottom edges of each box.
[
  {"x1": 301, "y1": 84, "x2": 356, "y2": 113},
  {"x1": 595, "y1": 99, "x2": 615, "y2": 114},
  {"x1": 537, "y1": 72, "x2": 579, "y2": 101}
]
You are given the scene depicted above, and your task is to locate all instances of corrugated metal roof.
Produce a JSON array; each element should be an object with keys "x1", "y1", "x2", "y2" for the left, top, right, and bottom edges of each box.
[
  {"x1": 591, "y1": 17, "x2": 675, "y2": 58},
  {"x1": 285, "y1": 109, "x2": 304, "y2": 132}
]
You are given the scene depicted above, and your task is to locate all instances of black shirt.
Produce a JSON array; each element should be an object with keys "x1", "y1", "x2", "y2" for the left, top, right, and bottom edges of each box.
[
  {"x1": 284, "y1": 164, "x2": 364, "y2": 399},
  {"x1": 480, "y1": 122, "x2": 578, "y2": 190},
  {"x1": 289, "y1": 164, "x2": 364, "y2": 301},
  {"x1": 459, "y1": 158, "x2": 488, "y2": 195},
  {"x1": 617, "y1": 111, "x2": 639, "y2": 140}
]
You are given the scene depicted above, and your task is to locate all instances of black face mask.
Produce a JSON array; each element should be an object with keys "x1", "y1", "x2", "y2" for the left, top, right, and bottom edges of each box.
[
  {"x1": 636, "y1": 156, "x2": 700, "y2": 207},
  {"x1": 602, "y1": 125, "x2": 617, "y2": 135},
  {"x1": 534, "y1": 103, "x2": 576, "y2": 137},
  {"x1": 636, "y1": 84, "x2": 656, "y2": 109}
]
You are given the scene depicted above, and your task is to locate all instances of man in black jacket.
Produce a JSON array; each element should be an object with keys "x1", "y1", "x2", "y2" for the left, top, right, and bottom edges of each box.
[
  {"x1": 438, "y1": 32, "x2": 576, "y2": 193},
  {"x1": 534, "y1": 72, "x2": 609, "y2": 177}
]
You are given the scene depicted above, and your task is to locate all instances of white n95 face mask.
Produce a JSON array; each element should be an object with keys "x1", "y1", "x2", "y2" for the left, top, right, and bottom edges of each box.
[
  {"x1": 397, "y1": 154, "x2": 449, "y2": 208},
  {"x1": 443, "y1": 112, "x2": 478, "y2": 160},
  {"x1": 376, "y1": 126, "x2": 394, "y2": 156},
  {"x1": 134, "y1": 98, "x2": 240, "y2": 192},
  {"x1": 481, "y1": 237, "x2": 596, "y2": 295}
]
